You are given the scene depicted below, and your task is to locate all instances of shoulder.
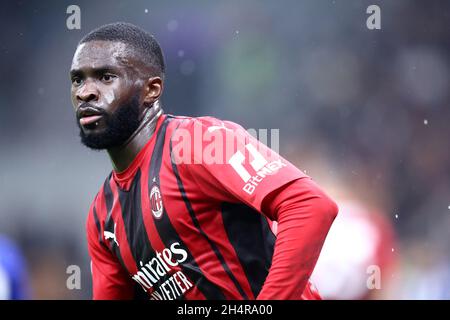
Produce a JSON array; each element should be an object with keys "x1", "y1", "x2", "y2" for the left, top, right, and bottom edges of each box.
[
  {"x1": 168, "y1": 115, "x2": 247, "y2": 135},
  {"x1": 168, "y1": 115, "x2": 252, "y2": 167}
]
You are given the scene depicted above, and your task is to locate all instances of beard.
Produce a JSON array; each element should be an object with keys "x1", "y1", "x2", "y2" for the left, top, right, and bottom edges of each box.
[{"x1": 77, "y1": 94, "x2": 141, "y2": 150}]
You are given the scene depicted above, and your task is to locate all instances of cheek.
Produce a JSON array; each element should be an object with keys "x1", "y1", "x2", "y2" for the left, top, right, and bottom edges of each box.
[
  {"x1": 103, "y1": 88, "x2": 116, "y2": 106},
  {"x1": 71, "y1": 89, "x2": 78, "y2": 109},
  {"x1": 101, "y1": 79, "x2": 132, "y2": 108}
]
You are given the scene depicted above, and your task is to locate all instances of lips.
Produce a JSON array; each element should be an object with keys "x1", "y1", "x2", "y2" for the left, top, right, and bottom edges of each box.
[
  {"x1": 80, "y1": 114, "x2": 103, "y2": 126},
  {"x1": 78, "y1": 106, "x2": 104, "y2": 127}
]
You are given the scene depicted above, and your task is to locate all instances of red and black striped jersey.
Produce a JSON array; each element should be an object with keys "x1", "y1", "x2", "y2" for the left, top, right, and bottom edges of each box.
[{"x1": 86, "y1": 113, "x2": 310, "y2": 300}]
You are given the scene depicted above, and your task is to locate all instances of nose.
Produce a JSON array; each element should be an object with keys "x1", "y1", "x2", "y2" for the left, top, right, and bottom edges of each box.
[{"x1": 76, "y1": 79, "x2": 99, "y2": 103}]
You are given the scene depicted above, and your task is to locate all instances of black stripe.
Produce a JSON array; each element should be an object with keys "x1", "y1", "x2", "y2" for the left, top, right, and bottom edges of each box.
[
  {"x1": 117, "y1": 170, "x2": 154, "y2": 267},
  {"x1": 92, "y1": 206, "x2": 103, "y2": 245},
  {"x1": 149, "y1": 117, "x2": 226, "y2": 300},
  {"x1": 118, "y1": 170, "x2": 176, "y2": 296},
  {"x1": 103, "y1": 178, "x2": 127, "y2": 268},
  {"x1": 168, "y1": 119, "x2": 249, "y2": 299},
  {"x1": 221, "y1": 202, "x2": 275, "y2": 298},
  {"x1": 118, "y1": 170, "x2": 161, "y2": 300},
  {"x1": 93, "y1": 200, "x2": 114, "y2": 252}
]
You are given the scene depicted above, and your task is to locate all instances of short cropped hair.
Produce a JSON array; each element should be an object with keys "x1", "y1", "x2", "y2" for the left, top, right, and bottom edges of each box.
[{"x1": 79, "y1": 22, "x2": 165, "y2": 78}]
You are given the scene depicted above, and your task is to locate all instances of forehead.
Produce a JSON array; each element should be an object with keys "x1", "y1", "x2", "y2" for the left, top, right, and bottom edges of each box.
[{"x1": 71, "y1": 40, "x2": 133, "y2": 71}]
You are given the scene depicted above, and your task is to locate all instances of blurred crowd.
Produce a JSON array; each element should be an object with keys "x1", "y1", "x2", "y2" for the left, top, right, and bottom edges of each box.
[{"x1": 0, "y1": 0, "x2": 449, "y2": 299}]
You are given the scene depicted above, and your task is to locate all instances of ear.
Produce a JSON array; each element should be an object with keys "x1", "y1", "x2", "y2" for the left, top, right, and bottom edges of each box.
[{"x1": 143, "y1": 77, "x2": 163, "y2": 105}]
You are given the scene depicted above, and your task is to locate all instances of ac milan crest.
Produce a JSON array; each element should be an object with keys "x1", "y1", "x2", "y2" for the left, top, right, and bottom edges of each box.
[{"x1": 150, "y1": 184, "x2": 164, "y2": 219}]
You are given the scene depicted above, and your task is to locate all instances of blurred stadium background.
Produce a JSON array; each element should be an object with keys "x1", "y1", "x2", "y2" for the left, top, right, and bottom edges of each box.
[{"x1": 0, "y1": 0, "x2": 449, "y2": 299}]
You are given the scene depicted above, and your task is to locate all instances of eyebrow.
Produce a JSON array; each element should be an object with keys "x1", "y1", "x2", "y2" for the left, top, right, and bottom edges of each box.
[{"x1": 70, "y1": 65, "x2": 122, "y2": 78}]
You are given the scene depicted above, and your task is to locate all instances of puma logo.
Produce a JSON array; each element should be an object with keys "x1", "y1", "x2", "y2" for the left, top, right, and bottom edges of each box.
[{"x1": 104, "y1": 223, "x2": 119, "y2": 247}]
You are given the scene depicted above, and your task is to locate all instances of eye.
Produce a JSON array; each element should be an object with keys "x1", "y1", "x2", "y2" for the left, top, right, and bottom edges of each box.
[
  {"x1": 72, "y1": 77, "x2": 83, "y2": 86},
  {"x1": 101, "y1": 74, "x2": 116, "y2": 83}
]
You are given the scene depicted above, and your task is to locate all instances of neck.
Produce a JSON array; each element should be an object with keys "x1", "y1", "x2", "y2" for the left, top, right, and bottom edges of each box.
[{"x1": 107, "y1": 100, "x2": 163, "y2": 173}]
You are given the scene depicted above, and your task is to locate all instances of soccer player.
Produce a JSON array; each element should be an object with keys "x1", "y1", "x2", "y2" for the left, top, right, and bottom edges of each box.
[{"x1": 70, "y1": 22, "x2": 338, "y2": 300}]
